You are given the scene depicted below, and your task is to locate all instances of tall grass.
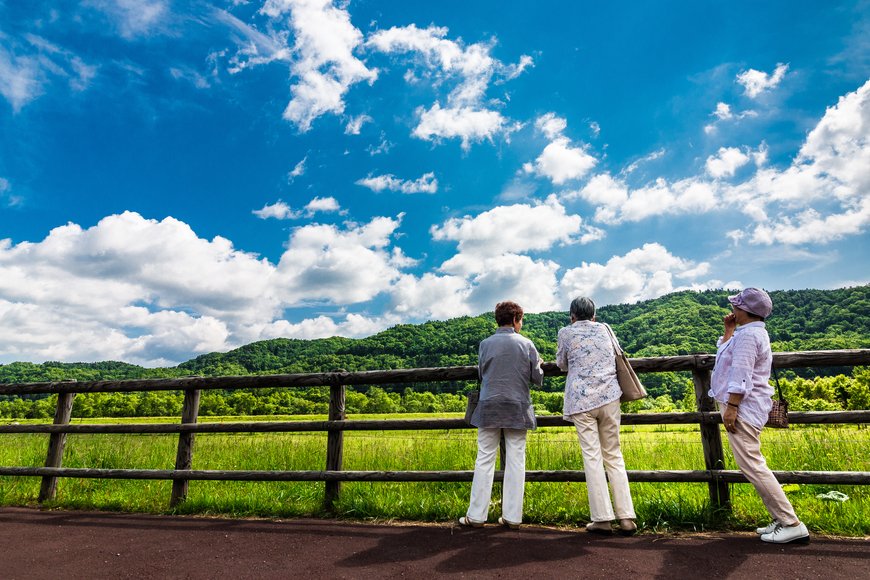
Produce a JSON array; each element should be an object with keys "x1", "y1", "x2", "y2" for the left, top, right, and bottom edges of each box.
[{"x1": 1, "y1": 416, "x2": 868, "y2": 535}]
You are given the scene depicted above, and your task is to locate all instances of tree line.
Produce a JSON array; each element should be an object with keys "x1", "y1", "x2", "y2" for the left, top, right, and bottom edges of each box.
[{"x1": 1, "y1": 286, "x2": 868, "y2": 418}]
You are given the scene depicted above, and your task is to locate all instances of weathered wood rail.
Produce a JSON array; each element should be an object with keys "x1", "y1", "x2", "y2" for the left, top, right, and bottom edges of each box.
[{"x1": 1, "y1": 349, "x2": 868, "y2": 513}]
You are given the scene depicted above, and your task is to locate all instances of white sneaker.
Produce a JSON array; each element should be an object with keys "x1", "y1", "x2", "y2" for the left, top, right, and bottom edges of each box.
[
  {"x1": 760, "y1": 522, "x2": 810, "y2": 544},
  {"x1": 756, "y1": 521, "x2": 779, "y2": 535}
]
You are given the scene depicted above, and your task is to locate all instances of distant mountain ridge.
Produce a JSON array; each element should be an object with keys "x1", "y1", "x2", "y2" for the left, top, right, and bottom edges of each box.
[{"x1": 2, "y1": 287, "x2": 868, "y2": 394}]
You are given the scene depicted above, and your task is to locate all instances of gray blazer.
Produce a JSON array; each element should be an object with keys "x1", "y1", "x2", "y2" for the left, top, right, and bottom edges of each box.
[{"x1": 470, "y1": 327, "x2": 544, "y2": 430}]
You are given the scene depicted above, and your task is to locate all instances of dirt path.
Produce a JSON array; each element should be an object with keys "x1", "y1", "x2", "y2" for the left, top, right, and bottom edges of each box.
[{"x1": 1, "y1": 507, "x2": 868, "y2": 579}]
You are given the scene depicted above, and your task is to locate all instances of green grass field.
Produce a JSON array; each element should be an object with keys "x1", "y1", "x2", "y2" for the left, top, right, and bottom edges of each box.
[{"x1": 1, "y1": 414, "x2": 868, "y2": 536}]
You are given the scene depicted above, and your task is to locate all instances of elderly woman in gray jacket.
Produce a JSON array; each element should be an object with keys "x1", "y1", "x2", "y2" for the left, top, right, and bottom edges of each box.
[
  {"x1": 459, "y1": 301, "x2": 543, "y2": 529},
  {"x1": 557, "y1": 296, "x2": 637, "y2": 535}
]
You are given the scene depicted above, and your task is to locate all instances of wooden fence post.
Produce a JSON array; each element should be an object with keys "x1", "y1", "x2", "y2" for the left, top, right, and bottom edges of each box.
[
  {"x1": 324, "y1": 376, "x2": 346, "y2": 512},
  {"x1": 692, "y1": 366, "x2": 731, "y2": 513},
  {"x1": 38, "y1": 391, "x2": 76, "y2": 503},
  {"x1": 170, "y1": 388, "x2": 201, "y2": 508}
]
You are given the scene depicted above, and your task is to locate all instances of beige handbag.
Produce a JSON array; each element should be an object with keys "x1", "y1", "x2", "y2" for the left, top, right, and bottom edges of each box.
[{"x1": 603, "y1": 324, "x2": 647, "y2": 403}]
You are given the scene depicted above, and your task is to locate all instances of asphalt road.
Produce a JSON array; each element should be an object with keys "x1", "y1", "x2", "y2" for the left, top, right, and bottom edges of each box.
[{"x1": 1, "y1": 507, "x2": 868, "y2": 579}]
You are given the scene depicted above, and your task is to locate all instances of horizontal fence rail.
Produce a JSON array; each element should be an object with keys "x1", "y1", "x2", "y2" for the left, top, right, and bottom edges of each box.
[
  {"x1": 1, "y1": 468, "x2": 868, "y2": 485},
  {"x1": 2, "y1": 350, "x2": 867, "y2": 396},
  {"x1": 1, "y1": 349, "x2": 868, "y2": 514},
  {"x1": 2, "y1": 411, "x2": 869, "y2": 434}
]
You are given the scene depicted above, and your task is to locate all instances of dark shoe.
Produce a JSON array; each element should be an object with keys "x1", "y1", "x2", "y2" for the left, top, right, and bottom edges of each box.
[
  {"x1": 457, "y1": 516, "x2": 484, "y2": 528},
  {"x1": 498, "y1": 516, "x2": 520, "y2": 530},
  {"x1": 618, "y1": 518, "x2": 637, "y2": 536},
  {"x1": 586, "y1": 521, "x2": 613, "y2": 534}
]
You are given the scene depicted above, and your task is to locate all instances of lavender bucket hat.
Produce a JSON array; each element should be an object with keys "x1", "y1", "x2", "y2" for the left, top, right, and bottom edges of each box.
[{"x1": 728, "y1": 287, "x2": 773, "y2": 319}]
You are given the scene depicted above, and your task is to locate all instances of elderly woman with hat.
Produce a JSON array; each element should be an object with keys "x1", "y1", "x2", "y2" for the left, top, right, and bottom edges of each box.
[{"x1": 710, "y1": 288, "x2": 809, "y2": 544}]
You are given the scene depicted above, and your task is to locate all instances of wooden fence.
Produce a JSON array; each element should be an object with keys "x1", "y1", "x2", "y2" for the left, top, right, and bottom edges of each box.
[{"x1": 1, "y1": 349, "x2": 869, "y2": 513}]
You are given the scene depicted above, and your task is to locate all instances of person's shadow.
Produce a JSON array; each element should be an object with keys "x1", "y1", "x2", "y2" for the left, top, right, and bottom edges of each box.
[{"x1": 337, "y1": 524, "x2": 858, "y2": 578}]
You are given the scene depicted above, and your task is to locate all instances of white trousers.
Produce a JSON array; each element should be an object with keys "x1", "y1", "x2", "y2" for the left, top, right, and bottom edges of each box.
[
  {"x1": 466, "y1": 427, "x2": 527, "y2": 524},
  {"x1": 570, "y1": 399, "x2": 636, "y2": 522}
]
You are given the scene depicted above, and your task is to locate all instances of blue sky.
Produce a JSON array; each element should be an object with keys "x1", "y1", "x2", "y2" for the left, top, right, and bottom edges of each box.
[{"x1": 1, "y1": 0, "x2": 868, "y2": 366}]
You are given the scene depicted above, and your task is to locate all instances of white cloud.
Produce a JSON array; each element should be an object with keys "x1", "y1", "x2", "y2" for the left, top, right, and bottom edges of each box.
[
  {"x1": 568, "y1": 173, "x2": 718, "y2": 225},
  {"x1": 413, "y1": 103, "x2": 514, "y2": 150},
  {"x1": 256, "y1": 312, "x2": 397, "y2": 341},
  {"x1": 431, "y1": 195, "x2": 593, "y2": 271},
  {"x1": 345, "y1": 113, "x2": 371, "y2": 134},
  {"x1": 0, "y1": 35, "x2": 96, "y2": 112},
  {"x1": 0, "y1": 210, "x2": 414, "y2": 365},
  {"x1": 274, "y1": 215, "x2": 407, "y2": 304},
  {"x1": 253, "y1": 196, "x2": 343, "y2": 219},
  {"x1": 356, "y1": 172, "x2": 438, "y2": 194},
  {"x1": 559, "y1": 243, "x2": 717, "y2": 306},
  {"x1": 728, "y1": 79, "x2": 870, "y2": 242},
  {"x1": 705, "y1": 102, "x2": 757, "y2": 133},
  {"x1": 706, "y1": 146, "x2": 751, "y2": 178},
  {"x1": 84, "y1": 0, "x2": 170, "y2": 39},
  {"x1": 736, "y1": 63, "x2": 789, "y2": 98},
  {"x1": 169, "y1": 66, "x2": 210, "y2": 89},
  {"x1": 748, "y1": 197, "x2": 870, "y2": 245},
  {"x1": 288, "y1": 156, "x2": 307, "y2": 180},
  {"x1": 713, "y1": 102, "x2": 733, "y2": 120},
  {"x1": 304, "y1": 196, "x2": 342, "y2": 214},
  {"x1": 0, "y1": 177, "x2": 20, "y2": 207},
  {"x1": 225, "y1": 0, "x2": 377, "y2": 131},
  {"x1": 526, "y1": 114, "x2": 597, "y2": 184},
  {"x1": 0, "y1": 212, "x2": 275, "y2": 365},
  {"x1": 366, "y1": 23, "x2": 531, "y2": 148},
  {"x1": 464, "y1": 253, "x2": 561, "y2": 313},
  {"x1": 535, "y1": 112, "x2": 568, "y2": 140},
  {"x1": 253, "y1": 200, "x2": 300, "y2": 220},
  {"x1": 389, "y1": 273, "x2": 473, "y2": 319}
]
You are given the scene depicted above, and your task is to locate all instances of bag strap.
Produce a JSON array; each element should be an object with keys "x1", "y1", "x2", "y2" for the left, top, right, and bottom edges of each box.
[
  {"x1": 771, "y1": 367, "x2": 786, "y2": 402},
  {"x1": 601, "y1": 323, "x2": 623, "y2": 355}
]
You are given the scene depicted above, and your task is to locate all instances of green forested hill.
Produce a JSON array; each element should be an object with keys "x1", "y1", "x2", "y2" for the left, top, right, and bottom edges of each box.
[{"x1": 2, "y1": 286, "x2": 868, "y2": 393}]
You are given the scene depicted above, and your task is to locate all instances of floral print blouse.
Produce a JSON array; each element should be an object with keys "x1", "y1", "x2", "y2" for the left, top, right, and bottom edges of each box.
[{"x1": 556, "y1": 320, "x2": 621, "y2": 417}]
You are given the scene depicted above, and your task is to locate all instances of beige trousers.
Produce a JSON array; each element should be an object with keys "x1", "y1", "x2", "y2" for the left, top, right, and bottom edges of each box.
[
  {"x1": 570, "y1": 399, "x2": 636, "y2": 522},
  {"x1": 720, "y1": 408, "x2": 799, "y2": 526}
]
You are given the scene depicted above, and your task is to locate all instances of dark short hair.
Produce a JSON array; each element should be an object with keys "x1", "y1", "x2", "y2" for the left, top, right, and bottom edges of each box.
[
  {"x1": 495, "y1": 301, "x2": 524, "y2": 326},
  {"x1": 570, "y1": 296, "x2": 595, "y2": 321}
]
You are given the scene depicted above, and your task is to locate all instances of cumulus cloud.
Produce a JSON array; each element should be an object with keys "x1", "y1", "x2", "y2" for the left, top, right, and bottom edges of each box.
[
  {"x1": 748, "y1": 198, "x2": 870, "y2": 245},
  {"x1": 730, "y1": 79, "x2": 870, "y2": 242},
  {"x1": 524, "y1": 113, "x2": 597, "y2": 184},
  {"x1": 704, "y1": 102, "x2": 757, "y2": 133},
  {"x1": 253, "y1": 196, "x2": 343, "y2": 219},
  {"x1": 431, "y1": 195, "x2": 598, "y2": 271},
  {"x1": 567, "y1": 80, "x2": 870, "y2": 241},
  {"x1": 736, "y1": 63, "x2": 789, "y2": 98},
  {"x1": 0, "y1": 210, "x2": 414, "y2": 365},
  {"x1": 366, "y1": 23, "x2": 531, "y2": 148},
  {"x1": 568, "y1": 173, "x2": 718, "y2": 225},
  {"x1": 389, "y1": 273, "x2": 473, "y2": 319},
  {"x1": 356, "y1": 172, "x2": 438, "y2": 194},
  {"x1": 225, "y1": 0, "x2": 377, "y2": 131},
  {"x1": 412, "y1": 103, "x2": 515, "y2": 149},
  {"x1": 274, "y1": 215, "x2": 408, "y2": 304},
  {"x1": 559, "y1": 243, "x2": 717, "y2": 306},
  {"x1": 705, "y1": 146, "x2": 751, "y2": 178}
]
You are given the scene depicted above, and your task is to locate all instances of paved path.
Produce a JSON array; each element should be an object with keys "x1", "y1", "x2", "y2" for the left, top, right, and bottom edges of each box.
[{"x1": 1, "y1": 507, "x2": 868, "y2": 579}]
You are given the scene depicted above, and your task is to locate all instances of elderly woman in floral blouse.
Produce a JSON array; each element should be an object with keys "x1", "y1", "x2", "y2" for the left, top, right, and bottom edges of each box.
[{"x1": 556, "y1": 296, "x2": 636, "y2": 535}]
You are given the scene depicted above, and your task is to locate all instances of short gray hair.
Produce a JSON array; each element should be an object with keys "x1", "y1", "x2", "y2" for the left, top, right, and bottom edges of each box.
[{"x1": 570, "y1": 296, "x2": 595, "y2": 321}]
